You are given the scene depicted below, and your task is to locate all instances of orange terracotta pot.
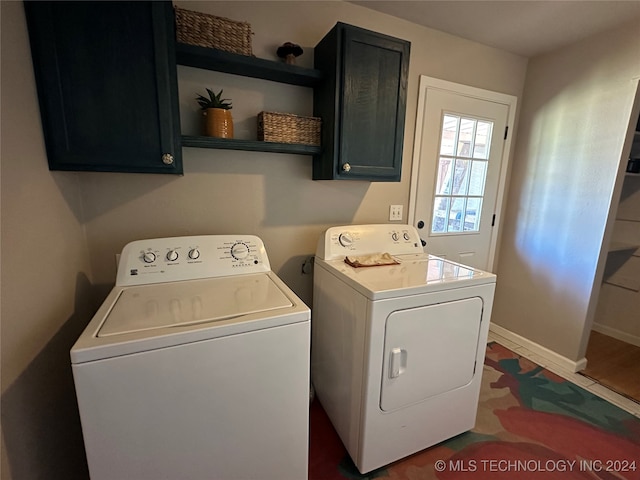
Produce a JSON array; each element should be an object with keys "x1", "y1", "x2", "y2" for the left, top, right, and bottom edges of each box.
[{"x1": 203, "y1": 108, "x2": 234, "y2": 138}]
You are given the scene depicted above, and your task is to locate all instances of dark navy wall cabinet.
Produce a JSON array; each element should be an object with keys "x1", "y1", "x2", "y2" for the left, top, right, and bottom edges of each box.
[
  {"x1": 24, "y1": 1, "x2": 182, "y2": 174},
  {"x1": 313, "y1": 23, "x2": 410, "y2": 181}
]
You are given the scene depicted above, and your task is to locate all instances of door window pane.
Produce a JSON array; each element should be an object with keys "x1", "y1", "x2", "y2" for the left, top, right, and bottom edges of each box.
[
  {"x1": 430, "y1": 114, "x2": 494, "y2": 235},
  {"x1": 473, "y1": 121, "x2": 492, "y2": 159},
  {"x1": 468, "y1": 161, "x2": 487, "y2": 196},
  {"x1": 452, "y1": 159, "x2": 470, "y2": 195},
  {"x1": 435, "y1": 158, "x2": 453, "y2": 195},
  {"x1": 448, "y1": 197, "x2": 465, "y2": 232},
  {"x1": 457, "y1": 118, "x2": 475, "y2": 157},
  {"x1": 432, "y1": 196, "x2": 449, "y2": 233},
  {"x1": 440, "y1": 115, "x2": 458, "y2": 156},
  {"x1": 464, "y1": 198, "x2": 482, "y2": 231}
]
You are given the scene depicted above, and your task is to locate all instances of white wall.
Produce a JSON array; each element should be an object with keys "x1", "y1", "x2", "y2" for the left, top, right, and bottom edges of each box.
[
  {"x1": 1, "y1": 2, "x2": 528, "y2": 478},
  {"x1": 491, "y1": 18, "x2": 640, "y2": 362}
]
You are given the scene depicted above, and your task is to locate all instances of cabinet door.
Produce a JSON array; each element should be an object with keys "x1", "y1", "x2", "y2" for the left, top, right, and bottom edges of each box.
[
  {"x1": 313, "y1": 23, "x2": 410, "y2": 181},
  {"x1": 24, "y1": 1, "x2": 182, "y2": 174}
]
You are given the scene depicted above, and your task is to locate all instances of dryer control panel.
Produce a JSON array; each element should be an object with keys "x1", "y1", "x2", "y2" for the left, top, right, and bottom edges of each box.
[
  {"x1": 116, "y1": 235, "x2": 271, "y2": 286},
  {"x1": 317, "y1": 224, "x2": 423, "y2": 260}
]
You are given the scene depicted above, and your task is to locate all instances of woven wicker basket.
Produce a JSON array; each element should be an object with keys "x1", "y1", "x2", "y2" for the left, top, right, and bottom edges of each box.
[
  {"x1": 258, "y1": 112, "x2": 321, "y2": 145},
  {"x1": 175, "y1": 7, "x2": 252, "y2": 56}
]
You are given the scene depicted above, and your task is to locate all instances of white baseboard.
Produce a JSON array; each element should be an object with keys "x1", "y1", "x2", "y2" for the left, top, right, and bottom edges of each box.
[
  {"x1": 591, "y1": 323, "x2": 640, "y2": 348},
  {"x1": 489, "y1": 323, "x2": 588, "y2": 373}
]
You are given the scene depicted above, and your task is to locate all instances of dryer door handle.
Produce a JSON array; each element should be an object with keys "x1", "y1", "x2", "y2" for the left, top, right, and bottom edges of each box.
[{"x1": 389, "y1": 348, "x2": 407, "y2": 378}]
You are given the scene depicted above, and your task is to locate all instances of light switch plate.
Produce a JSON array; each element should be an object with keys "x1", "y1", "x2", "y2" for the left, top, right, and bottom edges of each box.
[{"x1": 389, "y1": 205, "x2": 403, "y2": 221}]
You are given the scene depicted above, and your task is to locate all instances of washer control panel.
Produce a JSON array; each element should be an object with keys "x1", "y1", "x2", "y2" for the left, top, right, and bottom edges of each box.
[
  {"x1": 116, "y1": 235, "x2": 270, "y2": 287},
  {"x1": 317, "y1": 224, "x2": 423, "y2": 260}
]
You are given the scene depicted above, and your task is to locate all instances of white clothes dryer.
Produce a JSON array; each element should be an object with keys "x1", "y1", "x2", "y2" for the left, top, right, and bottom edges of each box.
[
  {"x1": 71, "y1": 235, "x2": 310, "y2": 480},
  {"x1": 312, "y1": 224, "x2": 496, "y2": 474}
]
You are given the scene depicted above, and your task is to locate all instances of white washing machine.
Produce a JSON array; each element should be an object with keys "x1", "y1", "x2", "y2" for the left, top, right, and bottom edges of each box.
[
  {"x1": 71, "y1": 235, "x2": 310, "y2": 480},
  {"x1": 312, "y1": 224, "x2": 496, "y2": 474}
]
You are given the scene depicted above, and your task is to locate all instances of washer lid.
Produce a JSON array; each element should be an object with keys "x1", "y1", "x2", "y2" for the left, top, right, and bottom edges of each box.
[{"x1": 98, "y1": 273, "x2": 292, "y2": 337}]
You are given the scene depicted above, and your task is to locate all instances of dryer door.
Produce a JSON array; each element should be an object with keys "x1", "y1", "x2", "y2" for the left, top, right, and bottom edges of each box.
[{"x1": 380, "y1": 297, "x2": 483, "y2": 411}]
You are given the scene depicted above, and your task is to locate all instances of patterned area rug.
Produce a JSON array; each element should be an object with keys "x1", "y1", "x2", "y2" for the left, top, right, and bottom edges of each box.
[{"x1": 309, "y1": 342, "x2": 640, "y2": 480}]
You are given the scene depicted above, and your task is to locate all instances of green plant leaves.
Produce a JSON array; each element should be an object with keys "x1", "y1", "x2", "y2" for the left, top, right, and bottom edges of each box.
[{"x1": 196, "y1": 88, "x2": 232, "y2": 110}]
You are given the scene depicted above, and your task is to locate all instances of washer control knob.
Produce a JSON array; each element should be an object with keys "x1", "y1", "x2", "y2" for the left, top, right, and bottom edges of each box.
[
  {"x1": 391, "y1": 232, "x2": 399, "y2": 241},
  {"x1": 403, "y1": 232, "x2": 411, "y2": 241},
  {"x1": 231, "y1": 243, "x2": 250, "y2": 260},
  {"x1": 338, "y1": 233, "x2": 353, "y2": 247},
  {"x1": 188, "y1": 248, "x2": 200, "y2": 260},
  {"x1": 143, "y1": 251, "x2": 156, "y2": 263},
  {"x1": 166, "y1": 250, "x2": 179, "y2": 262}
]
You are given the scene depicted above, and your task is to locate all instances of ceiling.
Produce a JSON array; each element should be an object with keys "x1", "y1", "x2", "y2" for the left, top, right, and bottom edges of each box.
[{"x1": 350, "y1": 1, "x2": 640, "y2": 57}]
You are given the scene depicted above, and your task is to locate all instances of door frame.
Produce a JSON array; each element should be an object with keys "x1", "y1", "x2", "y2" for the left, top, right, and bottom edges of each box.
[{"x1": 408, "y1": 75, "x2": 518, "y2": 272}]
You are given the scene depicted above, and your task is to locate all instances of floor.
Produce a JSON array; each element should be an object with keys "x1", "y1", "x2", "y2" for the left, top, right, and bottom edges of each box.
[
  {"x1": 488, "y1": 328, "x2": 640, "y2": 419},
  {"x1": 582, "y1": 330, "x2": 640, "y2": 402}
]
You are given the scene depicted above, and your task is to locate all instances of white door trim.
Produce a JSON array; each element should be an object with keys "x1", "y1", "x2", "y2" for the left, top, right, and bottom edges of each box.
[{"x1": 408, "y1": 75, "x2": 518, "y2": 272}]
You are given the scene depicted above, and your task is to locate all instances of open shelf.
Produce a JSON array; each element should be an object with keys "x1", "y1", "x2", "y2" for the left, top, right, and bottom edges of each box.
[
  {"x1": 603, "y1": 276, "x2": 640, "y2": 292},
  {"x1": 181, "y1": 136, "x2": 321, "y2": 155},
  {"x1": 608, "y1": 241, "x2": 640, "y2": 253},
  {"x1": 176, "y1": 44, "x2": 323, "y2": 157},
  {"x1": 175, "y1": 43, "x2": 323, "y2": 87}
]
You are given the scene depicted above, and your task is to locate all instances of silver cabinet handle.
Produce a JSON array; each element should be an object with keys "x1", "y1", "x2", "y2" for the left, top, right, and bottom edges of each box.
[
  {"x1": 162, "y1": 153, "x2": 174, "y2": 165},
  {"x1": 342, "y1": 163, "x2": 351, "y2": 172}
]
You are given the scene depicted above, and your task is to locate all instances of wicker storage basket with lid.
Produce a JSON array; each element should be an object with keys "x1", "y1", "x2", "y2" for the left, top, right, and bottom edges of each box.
[
  {"x1": 258, "y1": 112, "x2": 321, "y2": 146},
  {"x1": 174, "y1": 7, "x2": 252, "y2": 56}
]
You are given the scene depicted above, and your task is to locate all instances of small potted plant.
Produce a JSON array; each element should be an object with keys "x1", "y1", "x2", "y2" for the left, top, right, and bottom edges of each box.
[{"x1": 197, "y1": 88, "x2": 233, "y2": 139}]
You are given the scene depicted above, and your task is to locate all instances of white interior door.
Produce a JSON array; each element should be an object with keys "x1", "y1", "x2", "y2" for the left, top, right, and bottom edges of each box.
[{"x1": 409, "y1": 76, "x2": 517, "y2": 272}]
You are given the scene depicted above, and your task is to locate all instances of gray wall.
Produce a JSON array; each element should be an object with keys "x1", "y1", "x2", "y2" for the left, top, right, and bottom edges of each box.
[
  {"x1": 492, "y1": 17, "x2": 640, "y2": 361},
  {"x1": 1, "y1": 2, "x2": 94, "y2": 478}
]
